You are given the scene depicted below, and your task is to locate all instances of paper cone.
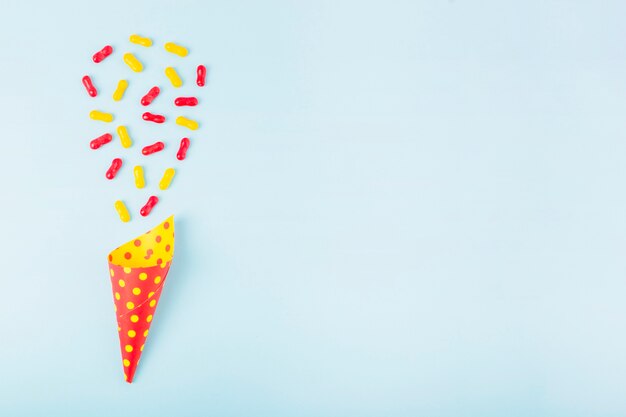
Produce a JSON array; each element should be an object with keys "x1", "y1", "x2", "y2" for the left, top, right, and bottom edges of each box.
[{"x1": 107, "y1": 215, "x2": 175, "y2": 383}]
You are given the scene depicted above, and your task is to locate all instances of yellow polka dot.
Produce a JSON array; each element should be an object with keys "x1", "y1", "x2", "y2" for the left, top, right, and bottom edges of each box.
[
  {"x1": 123, "y1": 267, "x2": 132, "y2": 273},
  {"x1": 132, "y1": 288, "x2": 141, "y2": 296},
  {"x1": 148, "y1": 292, "x2": 155, "y2": 298},
  {"x1": 144, "y1": 330, "x2": 149, "y2": 337},
  {"x1": 124, "y1": 373, "x2": 128, "y2": 381},
  {"x1": 126, "y1": 301, "x2": 135, "y2": 310},
  {"x1": 130, "y1": 315, "x2": 139, "y2": 323},
  {"x1": 110, "y1": 269, "x2": 115, "y2": 277},
  {"x1": 117, "y1": 326, "x2": 121, "y2": 332},
  {"x1": 146, "y1": 314, "x2": 153, "y2": 322},
  {"x1": 123, "y1": 359, "x2": 130, "y2": 367},
  {"x1": 149, "y1": 299, "x2": 156, "y2": 307},
  {"x1": 140, "y1": 344, "x2": 144, "y2": 351},
  {"x1": 154, "y1": 276, "x2": 161, "y2": 284},
  {"x1": 139, "y1": 272, "x2": 148, "y2": 281},
  {"x1": 118, "y1": 279, "x2": 125, "y2": 287},
  {"x1": 114, "y1": 305, "x2": 117, "y2": 312},
  {"x1": 125, "y1": 345, "x2": 133, "y2": 352},
  {"x1": 115, "y1": 292, "x2": 120, "y2": 300},
  {"x1": 128, "y1": 330, "x2": 136, "y2": 338}
]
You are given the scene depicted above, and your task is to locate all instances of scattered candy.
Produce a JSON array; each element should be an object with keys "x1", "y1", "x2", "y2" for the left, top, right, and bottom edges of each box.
[
  {"x1": 140, "y1": 195, "x2": 159, "y2": 217},
  {"x1": 164, "y1": 42, "x2": 188, "y2": 57},
  {"x1": 142, "y1": 142, "x2": 165, "y2": 155},
  {"x1": 164, "y1": 67, "x2": 182, "y2": 88},
  {"x1": 123, "y1": 52, "x2": 143, "y2": 72},
  {"x1": 129, "y1": 34, "x2": 152, "y2": 47},
  {"x1": 197, "y1": 65, "x2": 206, "y2": 87},
  {"x1": 141, "y1": 86, "x2": 160, "y2": 106},
  {"x1": 90, "y1": 110, "x2": 114, "y2": 123},
  {"x1": 113, "y1": 80, "x2": 128, "y2": 101},
  {"x1": 93, "y1": 45, "x2": 113, "y2": 63},
  {"x1": 142, "y1": 112, "x2": 165, "y2": 123},
  {"x1": 90, "y1": 133, "x2": 113, "y2": 149},
  {"x1": 159, "y1": 168, "x2": 176, "y2": 190},
  {"x1": 175, "y1": 116, "x2": 199, "y2": 130},
  {"x1": 106, "y1": 158, "x2": 123, "y2": 180},
  {"x1": 117, "y1": 125, "x2": 132, "y2": 148},
  {"x1": 176, "y1": 138, "x2": 190, "y2": 160},
  {"x1": 82, "y1": 75, "x2": 97, "y2": 97},
  {"x1": 174, "y1": 97, "x2": 198, "y2": 106},
  {"x1": 133, "y1": 166, "x2": 145, "y2": 188},
  {"x1": 114, "y1": 200, "x2": 131, "y2": 222}
]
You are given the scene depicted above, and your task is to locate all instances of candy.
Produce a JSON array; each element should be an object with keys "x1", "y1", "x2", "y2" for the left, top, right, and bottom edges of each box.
[
  {"x1": 141, "y1": 86, "x2": 160, "y2": 106},
  {"x1": 142, "y1": 142, "x2": 165, "y2": 155},
  {"x1": 164, "y1": 42, "x2": 188, "y2": 57},
  {"x1": 90, "y1": 110, "x2": 114, "y2": 123},
  {"x1": 164, "y1": 67, "x2": 182, "y2": 88},
  {"x1": 176, "y1": 137, "x2": 190, "y2": 160},
  {"x1": 114, "y1": 200, "x2": 131, "y2": 222},
  {"x1": 92, "y1": 45, "x2": 113, "y2": 63},
  {"x1": 174, "y1": 97, "x2": 198, "y2": 106},
  {"x1": 133, "y1": 166, "x2": 145, "y2": 188},
  {"x1": 142, "y1": 112, "x2": 165, "y2": 123},
  {"x1": 106, "y1": 158, "x2": 123, "y2": 180},
  {"x1": 90, "y1": 133, "x2": 113, "y2": 149},
  {"x1": 113, "y1": 80, "x2": 128, "y2": 101},
  {"x1": 82, "y1": 75, "x2": 97, "y2": 97},
  {"x1": 197, "y1": 65, "x2": 206, "y2": 87},
  {"x1": 123, "y1": 52, "x2": 143, "y2": 72},
  {"x1": 175, "y1": 116, "x2": 199, "y2": 130},
  {"x1": 159, "y1": 168, "x2": 176, "y2": 190},
  {"x1": 117, "y1": 125, "x2": 132, "y2": 148},
  {"x1": 129, "y1": 34, "x2": 152, "y2": 47},
  {"x1": 140, "y1": 196, "x2": 159, "y2": 217}
]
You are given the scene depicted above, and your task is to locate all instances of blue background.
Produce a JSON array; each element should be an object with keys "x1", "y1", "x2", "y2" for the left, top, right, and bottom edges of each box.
[{"x1": 1, "y1": 0, "x2": 626, "y2": 416}]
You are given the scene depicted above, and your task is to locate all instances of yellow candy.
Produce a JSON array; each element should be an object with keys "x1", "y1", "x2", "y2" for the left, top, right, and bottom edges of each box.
[
  {"x1": 114, "y1": 200, "x2": 130, "y2": 222},
  {"x1": 112, "y1": 80, "x2": 128, "y2": 101},
  {"x1": 123, "y1": 53, "x2": 143, "y2": 72},
  {"x1": 89, "y1": 110, "x2": 114, "y2": 123},
  {"x1": 129, "y1": 34, "x2": 152, "y2": 47},
  {"x1": 164, "y1": 42, "x2": 188, "y2": 57},
  {"x1": 164, "y1": 67, "x2": 182, "y2": 88},
  {"x1": 159, "y1": 168, "x2": 176, "y2": 190},
  {"x1": 175, "y1": 116, "x2": 199, "y2": 130},
  {"x1": 133, "y1": 166, "x2": 145, "y2": 189},
  {"x1": 117, "y1": 125, "x2": 132, "y2": 148}
]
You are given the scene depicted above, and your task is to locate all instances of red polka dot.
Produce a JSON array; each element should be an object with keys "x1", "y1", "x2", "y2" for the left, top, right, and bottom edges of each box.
[
  {"x1": 124, "y1": 252, "x2": 132, "y2": 260},
  {"x1": 156, "y1": 235, "x2": 162, "y2": 243},
  {"x1": 134, "y1": 239, "x2": 141, "y2": 247},
  {"x1": 164, "y1": 222, "x2": 170, "y2": 229},
  {"x1": 156, "y1": 258, "x2": 162, "y2": 265},
  {"x1": 165, "y1": 244, "x2": 171, "y2": 252},
  {"x1": 108, "y1": 255, "x2": 112, "y2": 262}
]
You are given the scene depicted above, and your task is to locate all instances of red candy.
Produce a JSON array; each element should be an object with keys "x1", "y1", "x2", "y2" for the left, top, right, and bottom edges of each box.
[
  {"x1": 105, "y1": 158, "x2": 123, "y2": 180},
  {"x1": 142, "y1": 112, "x2": 166, "y2": 123},
  {"x1": 140, "y1": 196, "x2": 159, "y2": 217},
  {"x1": 82, "y1": 75, "x2": 97, "y2": 97},
  {"x1": 196, "y1": 65, "x2": 206, "y2": 87},
  {"x1": 142, "y1": 142, "x2": 165, "y2": 155},
  {"x1": 90, "y1": 133, "x2": 113, "y2": 149},
  {"x1": 92, "y1": 45, "x2": 113, "y2": 63},
  {"x1": 176, "y1": 137, "x2": 190, "y2": 160},
  {"x1": 141, "y1": 86, "x2": 160, "y2": 106},
  {"x1": 174, "y1": 97, "x2": 198, "y2": 106}
]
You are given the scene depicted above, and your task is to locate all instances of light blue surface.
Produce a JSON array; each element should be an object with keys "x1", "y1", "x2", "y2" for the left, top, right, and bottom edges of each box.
[{"x1": 1, "y1": 0, "x2": 626, "y2": 415}]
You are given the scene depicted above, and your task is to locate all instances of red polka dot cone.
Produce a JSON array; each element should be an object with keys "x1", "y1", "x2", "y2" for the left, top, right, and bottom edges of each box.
[{"x1": 107, "y1": 215, "x2": 175, "y2": 383}]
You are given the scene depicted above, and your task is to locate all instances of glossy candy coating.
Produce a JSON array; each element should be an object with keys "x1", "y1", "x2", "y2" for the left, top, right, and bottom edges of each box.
[
  {"x1": 175, "y1": 116, "x2": 198, "y2": 130},
  {"x1": 140, "y1": 196, "x2": 159, "y2": 217},
  {"x1": 176, "y1": 138, "x2": 190, "y2": 160},
  {"x1": 106, "y1": 158, "x2": 123, "y2": 180},
  {"x1": 158, "y1": 168, "x2": 175, "y2": 190},
  {"x1": 129, "y1": 34, "x2": 152, "y2": 47},
  {"x1": 133, "y1": 166, "x2": 145, "y2": 188},
  {"x1": 141, "y1": 86, "x2": 160, "y2": 106},
  {"x1": 164, "y1": 67, "x2": 182, "y2": 88},
  {"x1": 196, "y1": 65, "x2": 206, "y2": 87},
  {"x1": 113, "y1": 80, "x2": 128, "y2": 101},
  {"x1": 90, "y1": 110, "x2": 114, "y2": 122},
  {"x1": 93, "y1": 45, "x2": 113, "y2": 63},
  {"x1": 114, "y1": 200, "x2": 131, "y2": 222},
  {"x1": 117, "y1": 125, "x2": 132, "y2": 148},
  {"x1": 142, "y1": 142, "x2": 165, "y2": 155},
  {"x1": 123, "y1": 53, "x2": 143, "y2": 72},
  {"x1": 164, "y1": 42, "x2": 188, "y2": 57},
  {"x1": 90, "y1": 133, "x2": 113, "y2": 149},
  {"x1": 142, "y1": 112, "x2": 165, "y2": 123},
  {"x1": 174, "y1": 97, "x2": 198, "y2": 106},
  {"x1": 82, "y1": 75, "x2": 97, "y2": 97}
]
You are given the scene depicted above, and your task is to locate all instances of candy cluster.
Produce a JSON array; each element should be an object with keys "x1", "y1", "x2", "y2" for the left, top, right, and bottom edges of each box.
[{"x1": 83, "y1": 35, "x2": 206, "y2": 222}]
